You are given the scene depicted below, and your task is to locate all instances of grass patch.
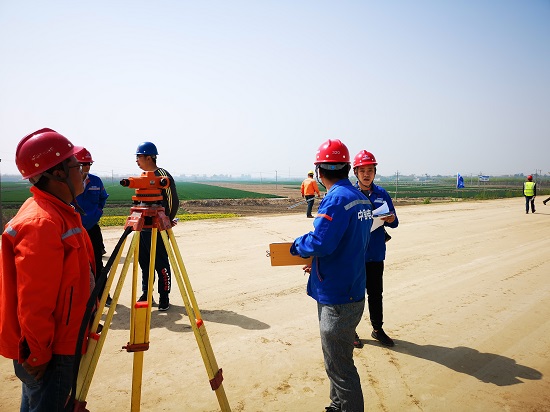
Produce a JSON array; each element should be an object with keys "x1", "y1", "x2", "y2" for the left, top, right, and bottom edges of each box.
[{"x1": 100, "y1": 213, "x2": 238, "y2": 227}]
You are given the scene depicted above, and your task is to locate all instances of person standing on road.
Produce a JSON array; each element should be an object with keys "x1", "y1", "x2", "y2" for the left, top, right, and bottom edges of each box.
[
  {"x1": 0, "y1": 128, "x2": 95, "y2": 411},
  {"x1": 135, "y1": 141, "x2": 179, "y2": 311},
  {"x1": 291, "y1": 139, "x2": 372, "y2": 412},
  {"x1": 75, "y1": 147, "x2": 111, "y2": 306},
  {"x1": 301, "y1": 170, "x2": 321, "y2": 218},
  {"x1": 352, "y1": 150, "x2": 399, "y2": 348},
  {"x1": 523, "y1": 175, "x2": 536, "y2": 214}
]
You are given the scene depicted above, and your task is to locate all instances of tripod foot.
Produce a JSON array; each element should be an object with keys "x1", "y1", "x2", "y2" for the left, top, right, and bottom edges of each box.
[
  {"x1": 71, "y1": 400, "x2": 90, "y2": 412},
  {"x1": 210, "y1": 368, "x2": 224, "y2": 391}
]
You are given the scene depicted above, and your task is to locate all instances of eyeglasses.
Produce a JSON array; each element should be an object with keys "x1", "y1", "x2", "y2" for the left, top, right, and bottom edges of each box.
[
  {"x1": 80, "y1": 162, "x2": 93, "y2": 167},
  {"x1": 68, "y1": 164, "x2": 84, "y2": 173}
]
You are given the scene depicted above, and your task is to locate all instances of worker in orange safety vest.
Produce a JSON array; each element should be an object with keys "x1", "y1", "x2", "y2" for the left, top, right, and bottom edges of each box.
[{"x1": 301, "y1": 170, "x2": 321, "y2": 218}]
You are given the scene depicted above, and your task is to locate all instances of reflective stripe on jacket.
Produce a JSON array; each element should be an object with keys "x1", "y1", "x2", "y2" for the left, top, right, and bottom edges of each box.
[{"x1": 0, "y1": 186, "x2": 95, "y2": 365}]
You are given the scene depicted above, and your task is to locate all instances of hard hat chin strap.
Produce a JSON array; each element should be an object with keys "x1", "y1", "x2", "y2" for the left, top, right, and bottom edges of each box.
[
  {"x1": 29, "y1": 174, "x2": 43, "y2": 185},
  {"x1": 315, "y1": 165, "x2": 327, "y2": 191}
]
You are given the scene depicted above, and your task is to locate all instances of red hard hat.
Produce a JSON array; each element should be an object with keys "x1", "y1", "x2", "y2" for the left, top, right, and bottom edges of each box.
[
  {"x1": 16, "y1": 128, "x2": 78, "y2": 179},
  {"x1": 315, "y1": 139, "x2": 350, "y2": 165},
  {"x1": 74, "y1": 146, "x2": 94, "y2": 163},
  {"x1": 527, "y1": 175, "x2": 533, "y2": 181},
  {"x1": 353, "y1": 150, "x2": 378, "y2": 168}
]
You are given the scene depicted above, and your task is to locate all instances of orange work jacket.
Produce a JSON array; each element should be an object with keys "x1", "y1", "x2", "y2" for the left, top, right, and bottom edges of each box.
[
  {"x1": 301, "y1": 177, "x2": 320, "y2": 197},
  {"x1": 0, "y1": 186, "x2": 95, "y2": 366}
]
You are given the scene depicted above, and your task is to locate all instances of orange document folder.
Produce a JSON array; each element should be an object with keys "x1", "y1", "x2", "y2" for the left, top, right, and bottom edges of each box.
[{"x1": 269, "y1": 242, "x2": 313, "y2": 266}]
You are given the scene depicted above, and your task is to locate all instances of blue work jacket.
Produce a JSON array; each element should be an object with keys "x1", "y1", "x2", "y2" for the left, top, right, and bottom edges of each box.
[
  {"x1": 292, "y1": 178, "x2": 373, "y2": 305},
  {"x1": 76, "y1": 174, "x2": 109, "y2": 230},
  {"x1": 356, "y1": 182, "x2": 399, "y2": 262}
]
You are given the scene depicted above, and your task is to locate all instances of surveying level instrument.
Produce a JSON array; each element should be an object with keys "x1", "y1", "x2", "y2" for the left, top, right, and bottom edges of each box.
[{"x1": 71, "y1": 171, "x2": 231, "y2": 412}]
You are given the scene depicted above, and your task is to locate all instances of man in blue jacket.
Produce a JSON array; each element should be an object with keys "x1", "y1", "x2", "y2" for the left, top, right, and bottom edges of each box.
[
  {"x1": 352, "y1": 150, "x2": 399, "y2": 348},
  {"x1": 291, "y1": 139, "x2": 372, "y2": 412},
  {"x1": 75, "y1": 147, "x2": 110, "y2": 305}
]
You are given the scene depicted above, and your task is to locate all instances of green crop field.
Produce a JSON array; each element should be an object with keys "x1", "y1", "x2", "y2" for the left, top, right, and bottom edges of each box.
[
  {"x1": 2, "y1": 177, "x2": 549, "y2": 225},
  {"x1": 1, "y1": 181, "x2": 281, "y2": 204},
  {"x1": 381, "y1": 183, "x2": 522, "y2": 200},
  {"x1": 0, "y1": 181, "x2": 281, "y2": 224},
  {"x1": 103, "y1": 181, "x2": 282, "y2": 202}
]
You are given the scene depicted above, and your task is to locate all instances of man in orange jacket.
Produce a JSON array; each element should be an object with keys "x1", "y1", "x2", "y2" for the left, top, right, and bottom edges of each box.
[
  {"x1": 300, "y1": 170, "x2": 321, "y2": 218},
  {"x1": 0, "y1": 128, "x2": 95, "y2": 411}
]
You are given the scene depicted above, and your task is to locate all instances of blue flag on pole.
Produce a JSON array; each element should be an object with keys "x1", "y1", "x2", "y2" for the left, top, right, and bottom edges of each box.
[{"x1": 457, "y1": 173, "x2": 465, "y2": 189}]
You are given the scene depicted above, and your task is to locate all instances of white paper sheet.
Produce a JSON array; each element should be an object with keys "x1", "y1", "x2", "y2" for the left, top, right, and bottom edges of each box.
[{"x1": 371, "y1": 202, "x2": 391, "y2": 232}]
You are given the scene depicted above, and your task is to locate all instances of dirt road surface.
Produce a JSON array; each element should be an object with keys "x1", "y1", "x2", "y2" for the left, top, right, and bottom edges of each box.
[{"x1": 1, "y1": 198, "x2": 549, "y2": 411}]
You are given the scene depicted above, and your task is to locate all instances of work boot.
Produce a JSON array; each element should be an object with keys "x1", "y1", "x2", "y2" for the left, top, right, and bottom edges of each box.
[
  {"x1": 159, "y1": 295, "x2": 170, "y2": 311},
  {"x1": 544, "y1": 200, "x2": 548, "y2": 205},
  {"x1": 371, "y1": 329, "x2": 395, "y2": 347}
]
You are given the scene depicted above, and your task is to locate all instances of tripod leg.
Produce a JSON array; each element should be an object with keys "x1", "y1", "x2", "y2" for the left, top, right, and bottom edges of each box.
[
  {"x1": 130, "y1": 302, "x2": 148, "y2": 412},
  {"x1": 76, "y1": 231, "x2": 139, "y2": 402},
  {"x1": 128, "y1": 228, "x2": 157, "y2": 412},
  {"x1": 146, "y1": 228, "x2": 157, "y2": 333},
  {"x1": 161, "y1": 229, "x2": 231, "y2": 411}
]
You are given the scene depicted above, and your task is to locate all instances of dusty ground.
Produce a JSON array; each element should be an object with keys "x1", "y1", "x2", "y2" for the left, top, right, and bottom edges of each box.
[
  {"x1": 1, "y1": 197, "x2": 550, "y2": 411},
  {"x1": 181, "y1": 182, "x2": 429, "y2": 216}
]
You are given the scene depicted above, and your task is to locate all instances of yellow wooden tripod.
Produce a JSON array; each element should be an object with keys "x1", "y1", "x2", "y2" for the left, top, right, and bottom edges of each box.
[{"x1": 73, "y1": 196, "x2": 231, "y2": 411}]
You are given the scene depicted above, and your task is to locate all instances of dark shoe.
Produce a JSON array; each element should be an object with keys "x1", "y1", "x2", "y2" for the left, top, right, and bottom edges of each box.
[
  {"x1": 158, "y1": 295, "x2": 170, "y2": 311},
  {"x1": 353, "y1": 332, "x2": 364, "y2": 349},
  {"x1": 371, "y1": 329, "x2": 395, "y2": 347},
  {"x1": 307, "y1": 215, "x2": 314, "y2": 218},
  {"x1": 544, "y1": 200, "x2": 548, "y2": 205},
  {"x1": 105, "y1": 294, "x2": 112, "y2": 308},
  {"x1": 138, "y1": 293, "x2": 156, "y2": 305},
  {"x1": 325, "y1": 406, "x2": 341, "y2": 411}
]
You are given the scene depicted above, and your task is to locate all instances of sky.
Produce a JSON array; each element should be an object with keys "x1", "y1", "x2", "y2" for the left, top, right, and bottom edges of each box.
[{"x1": 1, "y1": 1, "x2": 549, "y2": 180}]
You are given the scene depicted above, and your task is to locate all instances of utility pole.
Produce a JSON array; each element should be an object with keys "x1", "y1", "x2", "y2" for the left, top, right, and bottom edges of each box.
[
  {"x1": 275, "y1": 170, "x2": 278, "y2": 190},
  {"x1": 395, "y1": 170, "x2": 399, "y2": 200}
]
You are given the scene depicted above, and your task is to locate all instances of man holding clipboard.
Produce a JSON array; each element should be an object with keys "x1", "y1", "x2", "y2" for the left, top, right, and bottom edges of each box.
[{"x1": 290, "y1": 139, "x2": 372, "y2": 412}]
